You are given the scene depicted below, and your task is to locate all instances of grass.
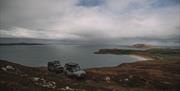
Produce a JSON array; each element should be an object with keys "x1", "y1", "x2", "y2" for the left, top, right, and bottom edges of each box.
[{"x1": 0, "y1": 48, "x2": 180, "y2": 91}]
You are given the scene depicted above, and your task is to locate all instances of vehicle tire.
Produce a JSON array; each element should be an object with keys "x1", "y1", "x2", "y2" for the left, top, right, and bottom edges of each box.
[
  {"x1": 64, "y1": 71, "x2": 67, "y2": 75},
  {"x1": 81, "y1": 74, "x2": 86, "y2": 79},
  {"x1": 48, "y1": 66, "x2": 54, "y2": 72}
]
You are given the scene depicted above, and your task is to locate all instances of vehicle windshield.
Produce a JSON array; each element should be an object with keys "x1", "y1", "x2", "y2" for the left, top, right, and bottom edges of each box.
[
  {"x1": 72, "y1": 66, "x2": 81, "y2": 72},
  {"x1": 54, "y1": 61, "x2": 60, "y2": 66},
  {"x1": 54, "y1": 64, "x2": 60, "y2": 66}
]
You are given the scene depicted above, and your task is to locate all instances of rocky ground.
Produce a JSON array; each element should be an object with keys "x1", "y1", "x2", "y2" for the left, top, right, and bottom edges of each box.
[{"x1": 0, "y1": 48, "x2": 180, "y2": 91}]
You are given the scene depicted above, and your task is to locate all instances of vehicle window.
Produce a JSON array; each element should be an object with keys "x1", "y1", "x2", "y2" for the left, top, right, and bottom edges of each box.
[{"x1": 72, "y1": 66, "x2": 81, "y2": 72}]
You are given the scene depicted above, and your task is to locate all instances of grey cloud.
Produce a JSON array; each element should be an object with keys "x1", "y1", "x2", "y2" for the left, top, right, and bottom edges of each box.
[{"x1": 0, "y1": 0, "x2": 180, "y2": 45}]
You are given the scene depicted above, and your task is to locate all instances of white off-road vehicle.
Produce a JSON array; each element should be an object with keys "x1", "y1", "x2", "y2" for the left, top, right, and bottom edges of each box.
[{"x1": 64, "y1": 63, "x2": 86, "y2": 79}]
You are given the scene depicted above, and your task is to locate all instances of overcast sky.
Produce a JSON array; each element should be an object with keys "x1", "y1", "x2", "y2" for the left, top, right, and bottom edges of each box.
[{"x1": 0, "y1": 0, "x2": 180, "y2": 44}]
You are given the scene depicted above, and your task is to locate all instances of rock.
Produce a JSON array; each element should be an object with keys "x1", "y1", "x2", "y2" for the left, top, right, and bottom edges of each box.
[
  {"x1": 1, "y1": 67, "x2": 7, "y2": 71},
  {"x1": 129, "y1": 75, "x2": 133, "y2": 78},
  {"x1": 105, "y1": 76, "x2": 110, "y2": 80},
  {"x1": 6, "y1": 65, "x2": 15, "y2": 70},
  {"x1": 41, "y1": 81, "x2": 56, "y2": 88},
  {"x1": 124, "y1": 78, "x2": 129, "y2": 81},
  {"x1": 65, "y1": 86, "x2": 70, "y2": 90},
  {"x1": 58, "y1": 86, "x2": 86, "y2": 91},
  {"x1": 1, "y1": 65, "x2": 15, "y2": 72},
  {"x1": 32, "y1": 77, "x2": 40, "y2": 81},
  {"x1": 105, "y1": 76, "x2": 111, "y2": 81},
  {"x1": 31, "y1": 77, "x2": 56, "y2": 88},
  {"x1": 119, "y1": 79, "x2": 122, "y2": 82}
]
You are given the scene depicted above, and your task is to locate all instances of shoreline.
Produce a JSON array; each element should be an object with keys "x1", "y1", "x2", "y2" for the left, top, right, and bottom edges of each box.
[
  {"x1": 1, "y1": 48, "x2": 180, "y2": 91},
  {"x1": 129, "y1": 54, "x2": 153, "y2": 61}
]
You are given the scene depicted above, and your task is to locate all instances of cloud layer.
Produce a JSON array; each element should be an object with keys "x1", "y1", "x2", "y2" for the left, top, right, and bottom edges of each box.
[{"x1": 0, "y1": 0, "x2": 180, "y2": 43}]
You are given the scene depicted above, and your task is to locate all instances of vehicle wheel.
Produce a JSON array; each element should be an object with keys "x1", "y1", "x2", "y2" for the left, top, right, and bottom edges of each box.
[
  {"x1": 48, "y1": 66, "x2": 54, "y2": 72},
  {"x1": 81, "y1": 74, "x2": 86, "y2": 78},
  {"x1": 64, "y1": 72, "x2": 67, "y2": 75}
]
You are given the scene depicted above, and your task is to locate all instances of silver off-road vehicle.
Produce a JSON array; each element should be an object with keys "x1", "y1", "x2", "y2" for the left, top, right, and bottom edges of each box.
[
  {"x1": 64, "y1": 63, "x2": 86, "y2": 79},
  {"x1": 48, "y1": 61, "x2": 64, "y2": 73}
]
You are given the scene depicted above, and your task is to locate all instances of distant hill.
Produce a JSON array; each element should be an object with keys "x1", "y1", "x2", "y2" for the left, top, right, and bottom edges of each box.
[
  {"x1": 0, "y1": 43, "x2": 45, "y2": 46},
  {"x1": 131, "y1": 44, "x2": 154, "y2": 48}
]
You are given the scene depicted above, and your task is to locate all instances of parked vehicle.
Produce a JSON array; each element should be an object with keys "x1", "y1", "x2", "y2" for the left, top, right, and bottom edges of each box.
[
  {"x1": 48, "y1": 61, "x2": 64, "y2": 73},
  {"x1": 64, "y1": 63, "x2": 86, "y2": 79}
]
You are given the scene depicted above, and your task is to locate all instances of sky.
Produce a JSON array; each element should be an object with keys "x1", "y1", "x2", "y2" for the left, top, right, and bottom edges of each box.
[{"x1": 0, "y1": 0, "x2": 180, "y2": 45}]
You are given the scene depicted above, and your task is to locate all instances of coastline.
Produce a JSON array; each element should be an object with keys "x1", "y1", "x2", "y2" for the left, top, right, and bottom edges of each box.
[{"x1": 1, "y1": 48, "x2": 180, "y2": 91}]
